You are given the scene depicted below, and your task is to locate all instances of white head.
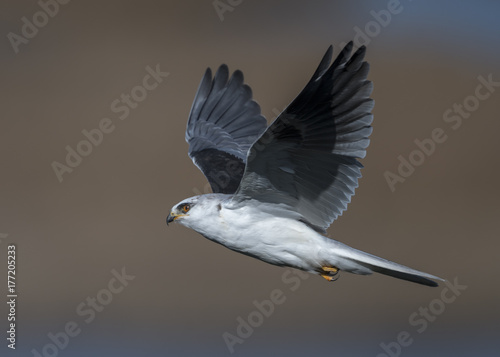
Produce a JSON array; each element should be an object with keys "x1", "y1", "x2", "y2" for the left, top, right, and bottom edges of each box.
[{"x1": 166, "y1": 194, "x2": 227, "y2": 231}]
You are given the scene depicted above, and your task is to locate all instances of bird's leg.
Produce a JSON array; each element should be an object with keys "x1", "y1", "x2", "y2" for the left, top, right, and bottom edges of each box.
[{"x1": 320, "y1": 266, "x2": 339, "y2": 282}]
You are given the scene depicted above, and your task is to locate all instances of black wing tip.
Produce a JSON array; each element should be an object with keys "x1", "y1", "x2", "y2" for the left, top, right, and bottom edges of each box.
[
  {"x1": 341, "y1": 41, "x2": 366, "y2": 55},
  {"x1": 343, "y1": 41, "x2": 354, "y2": 53},
  {"x1": 217, "y1": 63, "x2": 228, "y2": 71},
  {"x1": 214, "y1": 64, "x2": 228, "y2": 79},
  {"x1": 230, "y1": 68, "x2": 244, "y2": 84},
  {"x1": 312, "y1": 46, "x2": 334, "y2": 79},
  {"x1": 338, "y1": 41, "x2": 368, "y2": 68},
  {"x1": 213, "y1": 64, "x2": 244, "y2": 83},
  {"x1": 202, "y1": 67, "x2": 213, "y2": 81},
  {"x1": 354, "y1": 46, "x2": 367, "y2": 61},
  {"x1": 203, "y1": 64, "x2": 232, "y2": 85},
  {"x1": 325, "y1": 44, "x2": 334, "y2": 56},
  {"x1": 196, "y1": 67, "x2": 213, "y2": 94}
]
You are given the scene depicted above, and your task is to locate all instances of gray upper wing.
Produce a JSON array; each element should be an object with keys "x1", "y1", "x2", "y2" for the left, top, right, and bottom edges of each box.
[
  {"x1": 231, "y1": 42, "x2": 374, "y2": 233},
  {"x1": 185, "y1": 65, "x2": 268, "y2": 194}
]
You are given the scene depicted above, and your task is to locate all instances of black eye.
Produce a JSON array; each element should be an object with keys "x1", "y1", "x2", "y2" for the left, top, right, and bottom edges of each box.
[{"x1": 181, "y1": 204, "x2": 191, "y2": 213}]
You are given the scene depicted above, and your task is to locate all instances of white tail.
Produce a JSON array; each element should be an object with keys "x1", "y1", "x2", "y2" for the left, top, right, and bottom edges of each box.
[{"x1": 332, "y1": 242, "x2": 443, "y2": 287}]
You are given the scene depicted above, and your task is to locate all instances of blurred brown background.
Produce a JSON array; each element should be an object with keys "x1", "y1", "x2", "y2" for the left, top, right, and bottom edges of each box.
[{"x1": 1, "y1": 1, "x2": 499, "y2": 356}]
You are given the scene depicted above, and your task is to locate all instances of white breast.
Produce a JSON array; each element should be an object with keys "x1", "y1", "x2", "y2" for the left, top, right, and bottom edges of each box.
[{"x1": 199, "y1": 204, "x2": 326, "y2": 270}]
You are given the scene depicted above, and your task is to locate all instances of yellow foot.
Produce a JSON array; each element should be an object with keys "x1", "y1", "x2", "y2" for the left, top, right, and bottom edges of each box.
[
  {"x1": 322, "y1": 266, "x2": 339, "y2": 273},
  {"x1": 320, "y1": 274, "x2": 337, "y2": 281},
  {"x1": 320, "y1": 266, "x2": 340, "y2": 282}
]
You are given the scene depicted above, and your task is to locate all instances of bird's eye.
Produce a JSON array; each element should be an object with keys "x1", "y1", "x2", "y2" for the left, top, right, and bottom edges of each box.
[{"x1": 182, "y1": 204, "x2": 191, "y2": 213}]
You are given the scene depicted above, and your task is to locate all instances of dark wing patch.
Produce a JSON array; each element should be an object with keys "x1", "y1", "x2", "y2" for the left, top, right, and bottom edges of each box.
[
  {"x1": 185, "y1": 65, "x2": 268, "y2": 194},
  {"x1": 233, "y1": 42, "x2": 374, "y2": 233},
  {"x1": 191, "y1": 148, "x2": 245, "y2": 194}
]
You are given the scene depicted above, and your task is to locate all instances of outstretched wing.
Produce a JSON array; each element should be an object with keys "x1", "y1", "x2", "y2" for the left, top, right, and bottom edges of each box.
[
  {"x1": 185, "y1": 65, "x2": 268, "y2": 194},
  {"x1": 231, "y1": 42, "x2": 374, "y2": 233}
]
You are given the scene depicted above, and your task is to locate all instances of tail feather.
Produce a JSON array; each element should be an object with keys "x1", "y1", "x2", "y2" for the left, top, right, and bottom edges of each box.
[
  {"x1": 356, "y1": 261, "x2": 440, "y2": 287},
  {"x1": 333, "y1": 243, "x2": 443, "y2": 287}
]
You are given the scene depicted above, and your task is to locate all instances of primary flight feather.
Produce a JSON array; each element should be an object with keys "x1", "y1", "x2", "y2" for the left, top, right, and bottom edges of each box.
[{"x1": 167, "y1": 42, "x2": 443, "y2": 287}]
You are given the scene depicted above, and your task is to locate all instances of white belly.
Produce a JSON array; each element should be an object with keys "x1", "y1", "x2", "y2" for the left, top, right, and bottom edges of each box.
[{"x1": 201, "y1": 205, "x2": 328, "y2": 271}]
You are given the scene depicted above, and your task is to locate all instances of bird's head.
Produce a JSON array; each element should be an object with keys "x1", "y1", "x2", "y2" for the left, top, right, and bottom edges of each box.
[{"x1": 166, "y1": 194, "x2": 227, "y2": 230}]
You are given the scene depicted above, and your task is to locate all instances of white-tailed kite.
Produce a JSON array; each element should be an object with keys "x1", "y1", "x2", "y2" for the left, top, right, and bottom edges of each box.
[{"x1": 167, "y1": 42, "x2": 442, "y2": 287}]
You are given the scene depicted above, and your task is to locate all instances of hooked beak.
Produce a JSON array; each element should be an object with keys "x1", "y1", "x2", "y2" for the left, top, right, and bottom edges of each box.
[
  {"x1": 166, "y1": 213, "x2": 175, "y2": 226},
  {"x1": 166, "y1": 212, "x2": 185, "y2": 226}
]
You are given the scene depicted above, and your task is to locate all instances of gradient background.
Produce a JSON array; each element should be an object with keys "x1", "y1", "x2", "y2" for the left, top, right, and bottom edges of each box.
[{"x1": 1, "y1": 1, "x2": 499, "y2": 356}]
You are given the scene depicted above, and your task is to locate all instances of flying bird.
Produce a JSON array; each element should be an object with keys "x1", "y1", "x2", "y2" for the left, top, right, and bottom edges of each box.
[{"x1": 167, "y1": 42, "x2": 442, "y2": 287}]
